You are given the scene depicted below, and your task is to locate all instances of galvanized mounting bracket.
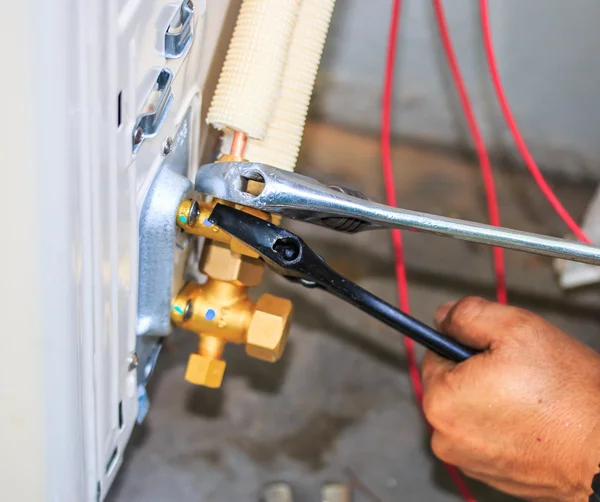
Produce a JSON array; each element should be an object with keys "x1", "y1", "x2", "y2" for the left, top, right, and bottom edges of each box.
[
  {"x1": 134, "y1": 100, "x2": 197, "y2": 425},
  {"x1": 165, "y1": 0, "x2": 195, "y2": 59},
  {"x1": 136, "y1": 166, "x2": 191, "y2": 388},
  {"x1": 137, "y1": 168, "x2": 191, "y2": 338},
  {"x1": 132, "y1": 68, "x2": 174, "y2": 153}
]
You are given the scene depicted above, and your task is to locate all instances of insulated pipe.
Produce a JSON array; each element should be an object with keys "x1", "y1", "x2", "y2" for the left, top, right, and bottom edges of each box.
[
  {"x1": 222, "y1": 0, "x2": 336, "y2": 171},
  {"x1": 206, "y1": 0, "x2": 301, "y2": 140}
]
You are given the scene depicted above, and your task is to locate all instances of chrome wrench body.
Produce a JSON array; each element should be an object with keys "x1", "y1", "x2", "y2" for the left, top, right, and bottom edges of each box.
[{"x1": 195, "y1": 161, "x2": 600, "y2": 267}]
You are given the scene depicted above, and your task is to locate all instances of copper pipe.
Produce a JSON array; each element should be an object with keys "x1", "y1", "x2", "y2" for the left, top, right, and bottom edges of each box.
[{"x1": 230, "y1": 131, "x2": 247, "y2": 158}]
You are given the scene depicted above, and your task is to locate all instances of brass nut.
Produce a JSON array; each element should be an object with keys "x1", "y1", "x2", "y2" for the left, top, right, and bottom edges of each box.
[
  {"x1": 217, "y1": 153, "x2": 245, "y2": 163},
  {"x1": 176, "y1": 198, "x2": 262, "y2": 258},
  {"x1": 246, "y1": 294, "x2": 294, "y2": 362},
  {"x1": 201, "y1": 242, "x2": 264, "y2": 286},
  {"x1": 184, "y1": 353, "x2": 226, "y2": 388}
]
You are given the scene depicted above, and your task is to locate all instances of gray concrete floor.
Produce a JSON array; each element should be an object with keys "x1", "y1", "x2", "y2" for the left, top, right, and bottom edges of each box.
[{"x1": 108, "y1": 125, "x2": 600, "y2": 501}]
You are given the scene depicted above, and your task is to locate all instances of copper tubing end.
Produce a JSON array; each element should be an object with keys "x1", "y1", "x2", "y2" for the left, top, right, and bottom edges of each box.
[{"x1": 230, "y1": 131, "x2": 247, "y2": 158}]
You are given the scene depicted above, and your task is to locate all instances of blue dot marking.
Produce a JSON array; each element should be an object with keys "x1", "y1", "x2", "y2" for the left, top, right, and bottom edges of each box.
[
  {"x1": 205, "y1": 309, "x2": 216, "y2": 321},
  {"x1": 173, "y1": 305, "x2": 184, "y2": 315},
  {"x1": 204, "y1": 218, "x2": 213, "y2": 227},
  {"x1": 179, "y1": 214, "x2": 187, "y2": 224}
]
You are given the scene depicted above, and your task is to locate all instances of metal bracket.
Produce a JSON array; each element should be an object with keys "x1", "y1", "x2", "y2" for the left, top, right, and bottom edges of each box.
[
  {"x1": 137, "y1": 167, "x2": 191, "y2": 337},
  {"x1": 132, "y1": 68, "x2": 174, "y2": 153},
  {"x1": 165, "y1": 0, "x2": 195, "y2": 59},
  {"x1": 136, "y1": 165, "x2": 191, "y2": 403}
]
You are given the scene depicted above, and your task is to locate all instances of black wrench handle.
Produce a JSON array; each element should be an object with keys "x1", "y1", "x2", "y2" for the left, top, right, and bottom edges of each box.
[
  {"x1": 292, "y1": 257, "x2": 477, "y2": 362},
  {"x1": 327, "y1": 280, "x2": 475, "y2": 362}
]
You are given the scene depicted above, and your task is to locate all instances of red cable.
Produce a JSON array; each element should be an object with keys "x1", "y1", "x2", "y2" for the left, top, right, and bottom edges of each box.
[
  {"x1": 381, "y1": 0, "x2": 416, "y2": 392},
  {"x1": 432, "y1": 0, "x2": 507, "y2": 305},
  {"x1": 381, "y1": 1, "x2": 476, "y2": 500},
  {"x1": 480, "y1": 0, "x2": 591, "y2": 244}
]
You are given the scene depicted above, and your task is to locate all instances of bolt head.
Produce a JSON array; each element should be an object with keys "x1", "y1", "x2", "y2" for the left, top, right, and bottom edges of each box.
[
  {"x1": 133, "y1": 126, "x2": 144, "y2": 145},
  {"x1": 183, "y1": 299, "x2": 193, "y2": 322},
  {"x1": 171, "y1": 282, "x2": 198, "y2": 326},
  {"x1": 161, "y1": 136, "x2": 173, "y2": 156},
  {"x1": 128, "y1": 353, "x2": 139, "y2": 371},
  {"x1": 246, "y1": 294, "x2": 293, "y2": 362},
  {"x1": 184, "y1": 353, "x2": 226, "y2": 388},
  {"x1": 187, "y1": 200, "x2": 200, "y2": 226}
]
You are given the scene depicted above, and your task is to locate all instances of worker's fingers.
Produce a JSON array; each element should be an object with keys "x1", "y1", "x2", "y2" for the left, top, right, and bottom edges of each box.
[
  {"x1": 421, "y1": 349, "x2": 454, "y2": 392},
  {"x1": 433, "y1": 296, "x2": 519, "y2": 351},
  {"x1": 433, "y1": 300, "x2": 457, "y2": 327}
]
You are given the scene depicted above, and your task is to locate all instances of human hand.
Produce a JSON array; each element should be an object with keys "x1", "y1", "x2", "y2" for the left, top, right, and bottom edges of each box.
[{"x1": 421, "y1": 297, "x2": 600, "y2": 501}]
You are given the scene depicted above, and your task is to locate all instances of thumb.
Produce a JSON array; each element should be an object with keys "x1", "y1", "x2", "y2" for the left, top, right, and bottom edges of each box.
[{"x1": 434, "y1": 296, "x2": 515, "y2": 351}]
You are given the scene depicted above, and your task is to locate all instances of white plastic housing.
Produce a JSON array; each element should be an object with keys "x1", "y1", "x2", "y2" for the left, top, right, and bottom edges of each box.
[{"x1": 0, "y1": 1, "x2": 235, "y2": 501}]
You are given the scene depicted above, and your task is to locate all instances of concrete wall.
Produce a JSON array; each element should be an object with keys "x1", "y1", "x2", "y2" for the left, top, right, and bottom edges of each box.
[{"x1": 313, "y1": 0, "x2": 600, "y2": 179}]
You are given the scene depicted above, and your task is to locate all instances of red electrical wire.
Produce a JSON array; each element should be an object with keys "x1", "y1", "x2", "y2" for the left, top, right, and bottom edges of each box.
[
  {"x1": 381, "y1": 0, "x2": 414, "y2": 389},
  {"x1": 380, "y1": 1, "x2": 476, "y2": 500},
  {"x1": 432, "y1": 0, "x2": 507, "y2": 305},
  {"x1": 480, "y1": 0, "x2": 591, "y2": 244}
]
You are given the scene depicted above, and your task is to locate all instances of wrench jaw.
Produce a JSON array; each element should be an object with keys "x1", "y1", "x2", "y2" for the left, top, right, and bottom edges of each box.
[
  {"x1": 194, "y1": 162, "x2": 245, "y2": 204},
  {"x1": 195, "y1": 161, "x2": 600, "y2": 266},
  {"x1": 195, "y1": 161, "x2": 322, "y2": 211},
  {"x1": 194, "y1": 161, "x2": 277, "y2": 210},
  {"x1": 195, "y1": 161, "x2": 377, "y2": 231}
]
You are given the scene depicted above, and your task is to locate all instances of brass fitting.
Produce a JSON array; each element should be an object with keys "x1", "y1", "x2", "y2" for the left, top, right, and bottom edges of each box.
[
  {"x1": 173, "y1": 145, "x2": 292, "y2": 388},
  {"x1": 201, "y1": 241, "x2": 264, "y2": 286},
  {"x1": 246, "y1": 295, "x2": 294, "y2": 362},
  {"x1": 185, "y1": 352, "x2": 226, "y2": 388},
  {"x1": 172, "y1": 280, "x2": 255, "y2": 344},
  {"x1": 172, "y1": 259, "x2": 293, "y2": 387},
  {"x1": 176, "y1": 198, "x2": 271, "y2": 258}
]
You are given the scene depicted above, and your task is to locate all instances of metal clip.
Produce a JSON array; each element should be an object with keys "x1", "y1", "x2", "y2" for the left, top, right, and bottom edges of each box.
[
  {"x1": 165, "y1": 0, "x2": 195, "y2": 59},
  {"x1": 132, "y1": 68, "x2": 174, "y2": 152}
]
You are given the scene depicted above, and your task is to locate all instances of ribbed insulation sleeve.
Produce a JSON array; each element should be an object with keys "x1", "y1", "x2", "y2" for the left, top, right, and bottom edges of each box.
[
  {"x1": 206, "y1": 0, "x2": 301, "y2": 139},
  {"x1": 238, "y1": 0, "x2": 336, "y2": 171}
]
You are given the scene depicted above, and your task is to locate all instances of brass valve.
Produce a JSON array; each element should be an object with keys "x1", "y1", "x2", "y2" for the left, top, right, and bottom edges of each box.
[
  {"x1": 173, "y1": 145, "x2": 292, "y2": 389},
  {"x1": 176, "y1": 198, "x2": 272, "y2": 258},
  {"x1": 171, "y1": 241, "x2": 293, "y2": 388}
]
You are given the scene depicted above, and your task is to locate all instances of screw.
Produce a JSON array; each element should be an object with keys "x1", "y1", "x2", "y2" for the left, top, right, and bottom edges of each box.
[
  {"x1": 133, "y1": 126, "x2": 144, "y2": 146},
  {"x1": 128, "y1": 352, "x2": 139, "y2": 371},
  {"x1": 187, "y1": 200, "x2": 200, "y2": 226},
  {"x1": 161, "y1": 136, "x2": 173, "y2": 156},
  {"x1": 183, "y1": 300, "x2": 193, "y2": 322}
]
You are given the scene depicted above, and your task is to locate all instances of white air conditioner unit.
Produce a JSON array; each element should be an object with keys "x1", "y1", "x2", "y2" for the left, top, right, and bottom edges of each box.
[{"x1": 0, "y1": 1, "x2": 236, "y2": 500}]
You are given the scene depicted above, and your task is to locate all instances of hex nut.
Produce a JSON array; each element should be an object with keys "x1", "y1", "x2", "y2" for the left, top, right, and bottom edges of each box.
[
  {"x1": 246, "y1": 294, "x2": 293, "y2": 362},
  {"x1": 184, "y1": 353, "x2": 226, "y2": 388},
  {"x1": 201, "y1": 241, "x2": 264, "y2": 286}
]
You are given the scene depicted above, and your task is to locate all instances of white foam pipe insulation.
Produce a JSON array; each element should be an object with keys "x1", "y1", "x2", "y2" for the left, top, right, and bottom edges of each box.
[
  {"x1": 207, "y1": 0, "x2": 301, "y2": 140},
  {"x1": 217, "y1": 0, "x2": 337, "y2": 172}
]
